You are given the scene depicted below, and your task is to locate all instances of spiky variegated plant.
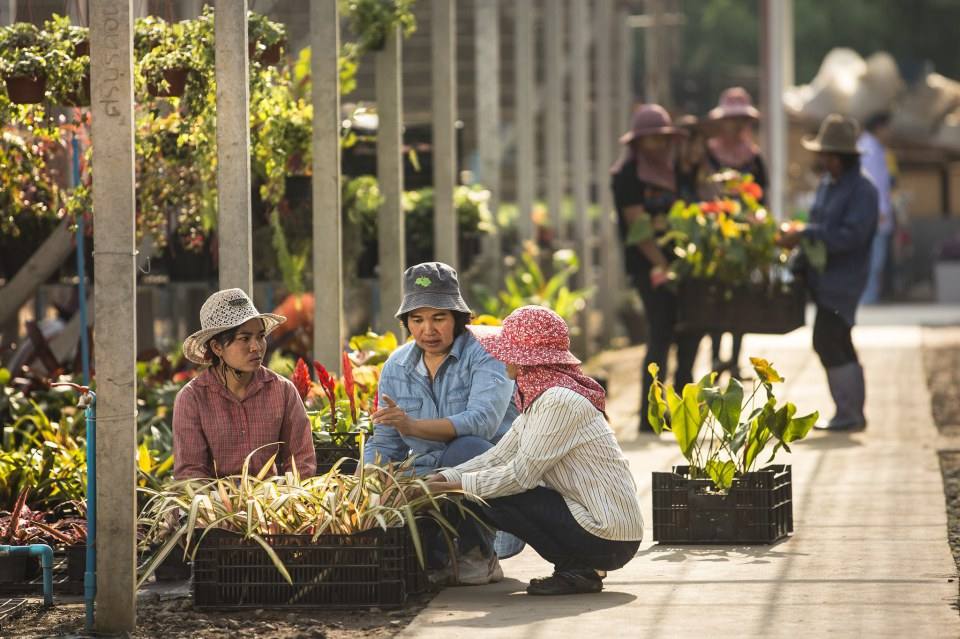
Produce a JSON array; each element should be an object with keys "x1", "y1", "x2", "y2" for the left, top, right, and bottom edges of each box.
[{"x1": 137, "y1": 443, "x2": 474, "y2": 587}]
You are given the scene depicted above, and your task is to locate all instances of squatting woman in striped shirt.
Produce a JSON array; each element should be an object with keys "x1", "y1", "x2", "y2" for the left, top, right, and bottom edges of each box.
[{"x1": 428, "y1": 305, "x2": 644, "y2": 596}]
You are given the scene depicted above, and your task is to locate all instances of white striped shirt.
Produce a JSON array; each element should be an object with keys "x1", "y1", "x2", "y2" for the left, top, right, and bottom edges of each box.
[{"x1": 439, "y1": 386, "x2": 644, "y2": 541}]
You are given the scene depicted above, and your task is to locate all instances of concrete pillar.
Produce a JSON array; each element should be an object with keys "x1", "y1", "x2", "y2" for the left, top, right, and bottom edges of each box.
[
  {"x1": 214, "y1": 0, "x2": 253, "y2": 293},
  {"x1": 545, "y1": 1, "x2": 566, "y2": 240},
  {"x1": 474, "y1": 0, "x2": 501, "y2": 275},
  {"x1": 616, "y1": 1, "x2": 633, "y2": 130},
  {"x1": 432, "y1": 0, "x2": 458, "y2": 269},
  {"x1": 376, "y1": 28, "x2": 405, "y2": 332},
  {"x1": 513, "y1": 0, "x2": 536, "y2": 245},
  {"x1": 311, "y1": 0, "x2": 345, "y2": 371},
  {"x1": 761, "y1": 0, "x2": 789, "y2": 220},
  {"x1": 569, "y1": 0, "x2": 593, "y2": 352},
  {"x1": 89, "y1": 1, "x2": 137, "y2": 632},
  {"x1": 594, "y1": 0, "x2": 618, "y2": 346}
]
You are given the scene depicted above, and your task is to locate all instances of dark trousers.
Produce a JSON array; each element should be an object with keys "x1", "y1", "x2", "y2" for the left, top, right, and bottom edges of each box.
[
  {"x1": 468, "y1": 486, "x2": 639, "y2": 573},
  {"x1": 812, "y1": 306, "x2": 858, "y2": 368},
  {"x1": 636, "y1": 280, "x2": 702, "y2": 427},
  {"x1": 710, "y1": 331, "x2": 743, "y2": 366}
]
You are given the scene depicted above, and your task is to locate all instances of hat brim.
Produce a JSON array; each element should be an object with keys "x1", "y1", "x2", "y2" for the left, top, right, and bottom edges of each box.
[
  {"x1": 707, "y1": 106, "x2": 760, "y2": 122},
  {"x1": 619, "y1": 126, "x2": 687, "y2": 144},
  {"x1": 395, "y1": 291, "x2": 472, "y2": 318},
  {"x1": 467, "y1": 325, "x2": 581, "y2": 366},
  {"x1": 182, "y1": 313, "x2": 286, "y2": 365},
  {"x1": 801, "y1": 136, "x2": 860, "y2": 155}
]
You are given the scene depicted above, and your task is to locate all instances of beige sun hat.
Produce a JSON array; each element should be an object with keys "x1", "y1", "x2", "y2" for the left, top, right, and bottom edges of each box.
[
  {"x1": 182, "y1": 288, "x2": 286, "y2": 365},
  {"x1": 802, "y1": 113, "x2": 862, "y2": 154}
]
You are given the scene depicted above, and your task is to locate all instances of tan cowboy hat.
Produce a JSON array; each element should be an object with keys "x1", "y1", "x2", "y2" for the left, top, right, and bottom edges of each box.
[
  {"x1": 619, "y1": 104, "x2": 687, "y2": 144},
  {"x1": 182, "y1": 288, "x2": 286, "y2": 365},
  {"x1": 802, "y1": 113, "x2": 861, "y2": 154},
  {"x1": 708, "y1": 87, "x2": 761, "y2": 121}
]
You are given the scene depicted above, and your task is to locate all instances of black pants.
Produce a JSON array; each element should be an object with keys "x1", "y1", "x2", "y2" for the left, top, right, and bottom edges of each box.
[
  {"x1": 812, "y1": 305, "x2": 858, "y2": 368},
  {"x1": 636, "y1": 280, "x2": 702, "y2": 427},
  {"x1": 710, "y1": 331, "x2": 743, "y2": 366},
  {"x1": 467, "y1": 486, "x2": 639, "y2": 573}
]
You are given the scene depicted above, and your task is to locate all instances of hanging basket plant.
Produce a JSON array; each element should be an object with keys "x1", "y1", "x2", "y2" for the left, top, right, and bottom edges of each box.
[
  {"x1": 247, "y1": 11, "x2": 286, "y2": 66},
  {"x1": 341, "y1": 0, "x2": 417, "y2": 54},
  {"x1": 146, "y1": 66, "x2": 190, "y2": 98},
  {"x1": 4, "y1": 74, "x2": 47, "y2": 104},
  {"x1": 0, "y1": 23, "x2": 53, "y2": 105}
]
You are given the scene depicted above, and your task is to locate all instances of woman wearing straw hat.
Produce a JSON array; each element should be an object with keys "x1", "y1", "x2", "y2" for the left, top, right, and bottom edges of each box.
[
  {"x1": 610, "y1": 103, "x2": 702, "y2": 434},
  {"x1": 704, "y1": 87, "x2": 768, "y2": 378},
  {"x1": 173, "y1": 288, "x2": 317, "y2": 479},
  {"x1": 366, "y1": 261, "x2": 520, "y2": 583},
  {"x1": 428, "y1": 306, "x2": 643, "y2": 596},
  {"x1": 779, "y1": 114, "x2": 878, "y2": 432}
]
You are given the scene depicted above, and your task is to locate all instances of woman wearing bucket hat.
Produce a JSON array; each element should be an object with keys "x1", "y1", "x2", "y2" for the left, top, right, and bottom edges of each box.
[
  {"x1": 779, "y1": 114, "x2": 878, "y2": 432},
  {"x1": 427, "y1": 306, "x2": 643, "y2": 596},
  {"x1": 172, "y1": 288, "x2": 317, "y2": 479},
  {"x1": 704, "y1": 87, "x2": 768, "y2": 379},
  {"x1": 365, "y1": 261, "x2": 520, "y2": 583},
  {"x1": 610, "y1": 103, "x2": 702, "y2": 434}
]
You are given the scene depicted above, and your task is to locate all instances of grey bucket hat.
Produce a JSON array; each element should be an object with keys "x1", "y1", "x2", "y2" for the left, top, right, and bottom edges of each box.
[{"x1": 395, "y1": 262, "x2": 472, "y2": 318}]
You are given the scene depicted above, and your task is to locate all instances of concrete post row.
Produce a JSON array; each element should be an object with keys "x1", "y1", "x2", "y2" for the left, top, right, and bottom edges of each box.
[{"x1": 432, "y1": 0, "x2": 459, "y2": 270}]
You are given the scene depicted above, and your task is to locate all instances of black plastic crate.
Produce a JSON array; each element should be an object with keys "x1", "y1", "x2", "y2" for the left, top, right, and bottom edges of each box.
[
  {"x1": 314, "y1": 431, "x2": 362, "y2": 475},
  {"x1": 676, "y1": 279, "x2": 806, "y2": 335},
  {"x1": 0, "y1": 551, "x2": 78, "y2": 595},
  {"x1": 652, "y1": 464, "x2": 793, "y2": 544},
  {"x1": 192, "y1": 527, "x2": 409, "y2": 610},
  {"x1": 402, "y1": 527, "x2": 428, "y2": 596}
]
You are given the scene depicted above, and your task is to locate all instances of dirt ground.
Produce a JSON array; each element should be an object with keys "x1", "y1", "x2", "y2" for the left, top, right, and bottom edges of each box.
[{"x1": 0, "y1": 593, "x2": 433, "y2": 638}]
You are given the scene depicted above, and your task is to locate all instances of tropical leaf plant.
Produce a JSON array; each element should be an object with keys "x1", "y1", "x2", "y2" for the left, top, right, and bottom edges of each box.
[{"x1": 647, "y1": 357, "x2": 818, "y2": 491}]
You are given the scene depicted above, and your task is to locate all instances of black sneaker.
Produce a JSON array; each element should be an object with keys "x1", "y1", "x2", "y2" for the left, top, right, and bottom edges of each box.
[{"x1": 526, "y1": 570, "x2": 603, "y2": 595}]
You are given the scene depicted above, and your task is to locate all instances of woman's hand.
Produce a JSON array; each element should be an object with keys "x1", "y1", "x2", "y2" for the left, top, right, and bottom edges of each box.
[{"x1": 371, "y1": 395, "x2": 416, "y2": 436}]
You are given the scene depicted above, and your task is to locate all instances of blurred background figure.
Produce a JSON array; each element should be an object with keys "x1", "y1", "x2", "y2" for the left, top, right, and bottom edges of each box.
[
  {"x1": 675, "y1": 115, "x2": 712, "y2": 202},
  {"x1": 704, "y1": 87, "x2": 768, "y2": 378},
  {"x1": 858, "y1": 111, "x2": 894, "y2": 304}
]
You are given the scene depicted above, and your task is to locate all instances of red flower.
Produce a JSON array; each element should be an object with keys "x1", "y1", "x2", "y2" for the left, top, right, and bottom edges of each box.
[
  {"x1": 291, "y1": 358, "x2": 311, "y2": 402},
  {"x1": 342, "y1": 351, "x2": 357, "y2": 426},
  {"x1": 313, "y1": 360, "x2": 339, "y2": 431},
  {"x1": 739, "y1": 181, "x2": 763, "y2": 200}
]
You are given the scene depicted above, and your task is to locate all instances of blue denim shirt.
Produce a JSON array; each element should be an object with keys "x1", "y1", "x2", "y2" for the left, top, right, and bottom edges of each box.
[
  {"x1": 802, "y1": 167, "x2": 879, "y2": 326},
  {"x1": 364, "y1": 331, "x2": 518, "y2": 474}
]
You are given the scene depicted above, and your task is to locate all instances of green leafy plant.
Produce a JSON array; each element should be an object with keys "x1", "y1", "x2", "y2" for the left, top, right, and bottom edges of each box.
[
  {"x1": 340, "y1": 0, "x2": 417, "y2": 54},
  {"x1": 473, "y1": 247, "x2": 593, "y2": 325},
  {"x1": 248, "y1": 10, "x2": 286, "y2": 59},
  {"x1": 43, "y1": 15, "x2": 90, "y2": 105},
  {"x1": 647, "y1": 357, "x2": 818, "y2": 491},
  {"x1": 136, "y1": 447, "x2": 473, "y2": 586}
]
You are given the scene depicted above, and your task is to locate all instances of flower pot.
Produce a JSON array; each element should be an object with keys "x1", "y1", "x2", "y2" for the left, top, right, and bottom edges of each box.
[
  {"x1": 676, "y1": 278, "x2": 806, "y2": 335},
  {"x1": 314, "y1": 430, "x2": 363, "y2": 475},
  {"x1": 4, "y1": 75, "x2": 47, "y2": 104},
  {"x1": 249, "y1": 40, "x2": 285, "y2": 66},
  {"x1": 651, "y1": 464, "x2": 794, "y2": 544},
  {"x1": 147, "y1": 68, "x2": 189, "y2": 98},
  {"x1": 152, "y1": 547, "x2": 192, "y2": 582},
  {"x1": 66, "y1": 544, "x2": 86, "y2": 583},
  {"x1": 75, "y1": 40, "x2": 90, "y2": 57}
]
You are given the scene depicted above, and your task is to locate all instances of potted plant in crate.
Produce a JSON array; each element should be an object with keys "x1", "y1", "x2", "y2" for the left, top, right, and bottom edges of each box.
[
  {"x1": 646, "y1": 357, "x2": 818, "y2": 544},
  {"x1": 137, "y1": 448, "x2": 469, "y2": 608}
]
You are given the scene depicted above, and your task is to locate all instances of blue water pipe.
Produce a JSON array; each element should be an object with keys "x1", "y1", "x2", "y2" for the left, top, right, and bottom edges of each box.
[
  {"x1": 52, "y1": 384, "x2": 96, "y2": 629},
  {"x1": 0, "y1": 545, "x2": 53, "y2": 606},
  {"x1": 71, "y1": 135, "x2": 90, "y2": 386}
]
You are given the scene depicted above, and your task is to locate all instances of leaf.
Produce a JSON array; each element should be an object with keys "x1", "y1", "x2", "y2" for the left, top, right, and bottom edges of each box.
[
  {"x1": 705, "y1": 377, "x2": 743, "y2": 435},
  {"x1": 782, "y1": 410, "x2": 818, "y2": 444},
  {"x1": 646, "y1": 363, "x2": 667, "y2": 434},
  {"x1": 749, "y1": 357, "x2": 784, "y2": 385},
  {"x1": 666, "y1": 383, "x2": 704, "y2": 460},
  {"x1": 705, "y1": 459, "x2": 736, "y2": 491},
  {"x1": 250, "y1": 533, "x2": 293, "y2": 585}
]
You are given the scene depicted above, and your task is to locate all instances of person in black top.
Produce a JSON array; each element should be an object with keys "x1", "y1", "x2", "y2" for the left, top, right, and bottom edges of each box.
[
  {"x1": 611, "y1": 104, "x2": 702, "y2": 433},
  {"x1": 675, "y1": 114, "x2": 714, "y2": 203},
  {"x1": 704, "y1": 87, "x2": 768, "y2": 378}
]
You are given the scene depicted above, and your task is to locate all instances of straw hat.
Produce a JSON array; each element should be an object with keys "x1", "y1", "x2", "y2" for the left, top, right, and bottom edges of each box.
[
  {"x1": 802, "y1": 113, "x2": 861, "y2": 154},
  {"x1": 619, "y1": 104, "x2": 686, "y2": 144},
  {"x1": 182, "y1": 289, "x2": 286, "y2": 365},
  {"x1": 467, "y1": 305, "x2": 580, "y2": 366},
  {"x1": 708, "y1": 87, "x2": 760, "y2": 121},
  {"x1": 395, "y1": 262, "x2": 472, "y2": 317}
]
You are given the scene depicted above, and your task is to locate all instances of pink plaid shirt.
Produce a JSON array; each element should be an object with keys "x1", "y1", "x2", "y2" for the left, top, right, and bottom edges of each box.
[{"x1": 172, "y1": 366, "x2": 316, "y2": 479}]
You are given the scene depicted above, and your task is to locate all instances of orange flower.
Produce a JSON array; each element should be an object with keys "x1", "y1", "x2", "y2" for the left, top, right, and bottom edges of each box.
[{"x1": 313, "y1": 360, "x2": 338, "y2": 430}]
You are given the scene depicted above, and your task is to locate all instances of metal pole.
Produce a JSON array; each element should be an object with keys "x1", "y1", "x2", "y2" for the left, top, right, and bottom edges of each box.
[
  {"x1": 89, "y1": 0, "x2": 137, "y2": 632},
  {"x1": 432, "y1": 0, "x2": 458, "y2": 269},
  {"x1": 311, "y1": 0, "x2": 345, "y2": 372},
  {"x1": 545, "y1": 1, "x2": 566, "y2": 240},
  {"x1": 514, "y1": 0, "x2": 536, "y2": 245},
  {"x1": 214, "y1": 0, "x2": 253, "y2": 293},
  {"x1": 376, "y1": 27, "x2": 405, "y2": 332},
  {"x1": 71, "y1": 136, "x2": 90, "y2": 386}
]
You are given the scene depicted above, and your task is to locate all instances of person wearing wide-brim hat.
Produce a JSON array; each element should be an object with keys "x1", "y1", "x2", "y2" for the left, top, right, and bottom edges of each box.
[
  {"x1": 427, "y1": 306, "x2": 644, "y2": 596},
  {"x1": 704, "y1": 87, "x2": 768, "y2": 380},
  {"x1": 779, "y1": 113, "x2": 879, "y2": 432},
  {"x1": 173, "y1": 288, "x2": 316, "y2": 479},
  {"x1": 610, "y1": 104, "x2": 702, "y2": 434},
  {"x1": 366, "y1": 261, "x2": 520, "y2": 584}
]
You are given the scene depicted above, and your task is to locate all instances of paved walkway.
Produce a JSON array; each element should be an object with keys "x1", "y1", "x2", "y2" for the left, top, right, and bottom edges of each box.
[{"x1": 401, "y1": 310, "x2": 960, "y2": 638}]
